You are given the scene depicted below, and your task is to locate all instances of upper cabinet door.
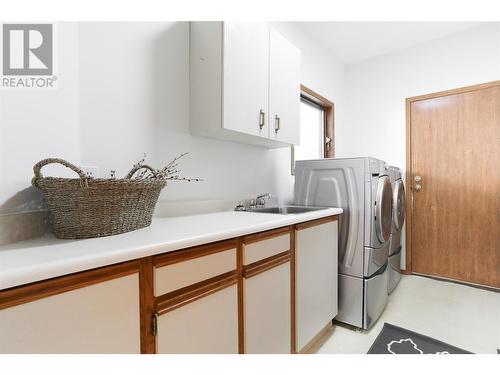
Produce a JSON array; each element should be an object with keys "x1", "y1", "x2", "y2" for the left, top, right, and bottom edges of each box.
[
  {"x1": 223, "y1": 22, "x2": 270, "y2": 138},
  {"x1": 269, "y1": 28, "x2": 301, "y2": 145}
]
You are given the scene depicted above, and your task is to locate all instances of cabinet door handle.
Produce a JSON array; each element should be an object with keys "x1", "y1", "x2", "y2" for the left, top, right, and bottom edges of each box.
[
  {"x1": 274, "y1": 115, "x2": 281, "y2": 133},
  {"x1": 259, "y1": 109, "x2": 265, "y2": 130}
]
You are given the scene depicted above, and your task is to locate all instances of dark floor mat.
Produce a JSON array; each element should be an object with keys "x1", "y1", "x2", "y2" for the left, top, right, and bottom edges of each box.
[{"x1": 367, "y1": 323, "x2": 472, "y2": 354}]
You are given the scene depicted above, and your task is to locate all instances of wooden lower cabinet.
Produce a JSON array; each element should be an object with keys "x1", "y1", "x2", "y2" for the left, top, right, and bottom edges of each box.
[
  {"x1": 0, "y1": 266, "x2": 141, "y2": 354},
  {"x1": 0, "y1": 215, "x2": 339, "y2": 354},
  {"x1": 156, "y1": 284, "x2": 239, "y2": 354},
  {"x1": 244, "y1": 261, "x2": 291, "y2": 353},
  {"x1": 153, "y1": 240, "x2": 239, "y2": 354}
]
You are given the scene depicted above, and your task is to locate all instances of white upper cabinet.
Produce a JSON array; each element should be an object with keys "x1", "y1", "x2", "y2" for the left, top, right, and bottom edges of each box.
[
  {"x1": 190, "y1": 22, "x2": 301, "y2": 148},
  {"x1": 269, "y1": 28, "x2": 301, "y2": 145},
  {"x1": 223, "y1": 22, "x2": 270, "y2": 139}
]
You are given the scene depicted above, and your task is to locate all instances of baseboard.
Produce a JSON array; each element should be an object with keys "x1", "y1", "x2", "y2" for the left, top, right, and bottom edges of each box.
[
  {"x1": 412, "y1": 272, "x2": 500, "y2": 293},
  {"x1": 299, "y1": 321, "x2": 335, "y2": 354}
]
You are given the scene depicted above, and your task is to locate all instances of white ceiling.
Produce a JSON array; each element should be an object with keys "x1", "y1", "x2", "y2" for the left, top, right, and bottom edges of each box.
[{"x1": 297, "y1": 22, "x2": 485, "y2": 64}]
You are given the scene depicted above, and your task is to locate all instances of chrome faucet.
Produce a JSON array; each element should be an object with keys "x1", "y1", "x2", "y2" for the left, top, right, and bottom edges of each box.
[
  {"x1": 234, "y1": 193, "x2": 272, "y2": 211},
  {"x1": 255, "y1": 193, "x2": 271, "y2": 207}
]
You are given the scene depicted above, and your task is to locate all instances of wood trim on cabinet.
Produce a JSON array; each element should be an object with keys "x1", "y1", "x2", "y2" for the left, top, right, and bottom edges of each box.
[
  {"x1": 242, "y1": 251, "x2": 291, "y2": 279},
  {"x1": 237, "y1": 238, "x2": 245, "y2": 354},
  {"x1": 139, "y1": 257, "x2": 156, "y2": 354},
  {"x1": 155, "y1": 271, "x2": 238, "y2": 316},
  {"x1": 290, "y1": 227, "x2": 297, "y2": 354},
  {"x1": 242, "y1": 226, "x2": 291, "y2": 245},
  {"x1": 403, "y1": 80, "x2": 500, "y2": 274},
  {"x1": 0, "y1": 260, "x2": 139, "y2": 310},
  {"x1": 295, "y1": 215, "x2": 338, "y2": 231},
  {"x1": 153, "y1": 239, "x2": 238, "y2": 268}
]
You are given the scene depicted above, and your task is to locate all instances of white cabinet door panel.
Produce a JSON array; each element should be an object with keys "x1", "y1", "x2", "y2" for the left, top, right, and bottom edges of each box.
[
  {"x1": 223, "y1": 22, "x2": 270, "y2": 138},
  {"x1": 157, "y1": 285, "x2": 238, "y2": 354},
  {"x1": 0, "y1": 274, "x2": 140, "y2": 354},
  {"x1": 296, "y1": 221, "x2": 338, "y2": 351},
  {"x1": 269, "y1": 28, "x2": 301, "y2": 145},
  {"x1": 244, "y1": 262, "x2": 291, "y2": 353}
]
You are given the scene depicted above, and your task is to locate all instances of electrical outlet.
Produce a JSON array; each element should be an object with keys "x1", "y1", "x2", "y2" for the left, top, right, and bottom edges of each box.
[{"x1": 80, "y1": 166, "x2": 99, "y2": 178}]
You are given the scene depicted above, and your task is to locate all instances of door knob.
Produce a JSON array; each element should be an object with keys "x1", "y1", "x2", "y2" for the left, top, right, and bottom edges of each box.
[
  {"x1": 325, "y1": 136, "x2": 332, "y2": 150},
  {"x1": 414, "y1": 175, "x2": 422, "y2": 182},
  {"x1": 414, "y1": 184, "x2": 422, "y2": 191}
]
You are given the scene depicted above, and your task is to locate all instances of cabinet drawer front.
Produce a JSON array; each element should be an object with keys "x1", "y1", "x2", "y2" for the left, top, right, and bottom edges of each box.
[
  {"x1": 157, "y1": 284, "x2": 238, "y2": 354},
  {"x1": 244, "y1": 232, "x2": 290, "y2": 265},
  {"x1": 155, "y1": 248, "x2": 237, "y2": 296}
]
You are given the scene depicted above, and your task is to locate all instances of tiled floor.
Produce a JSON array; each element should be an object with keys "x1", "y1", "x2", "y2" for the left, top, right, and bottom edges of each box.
[{"x1": 311, "y1": 275, "x2": 500, "y2": 354}]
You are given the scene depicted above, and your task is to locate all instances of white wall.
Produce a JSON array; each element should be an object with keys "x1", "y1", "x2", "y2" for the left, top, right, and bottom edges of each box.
[
  {"x1": 79, "y1": 22, "x2": 344, "y2": 205},
  {"x1": 0, "y1": 22, "x2": 344, "y2": 218},
  {"x1": 271, "y1": 22, "x2": 345, "y2": 201},
  {"x1": 6, "y1": 21, "x2": 496, "y2": 255},
  {"x1": 0, "y1": 23, "x2": 80, "y2": 214},
  {"x1": 339, "y1": 23, "x2": 500, "y2": 267},
  {"x1": 78, "y1": 22, "x2": 281, "y2": 204},
  {"x1": 339, "y1": 23, "x2": 500, "y2": 165}
]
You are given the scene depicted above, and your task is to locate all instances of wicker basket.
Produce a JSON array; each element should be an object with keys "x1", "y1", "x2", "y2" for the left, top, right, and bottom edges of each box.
[{"x1": 32, "y1": 158, "x2": 167, "y2": 239}]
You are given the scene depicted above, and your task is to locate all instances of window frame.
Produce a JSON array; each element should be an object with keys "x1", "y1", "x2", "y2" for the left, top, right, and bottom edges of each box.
[{"x1": 291, "y1": 85, "x2": 335, "y2": 175}]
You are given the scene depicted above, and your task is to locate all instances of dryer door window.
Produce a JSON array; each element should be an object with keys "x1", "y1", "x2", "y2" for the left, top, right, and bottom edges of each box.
[
  {"x1": 375, "y1": 176, "x2": 393, "y2": 243},
  {"x1": 393, "y1": 180, "x2": 405, "y2": 231}
]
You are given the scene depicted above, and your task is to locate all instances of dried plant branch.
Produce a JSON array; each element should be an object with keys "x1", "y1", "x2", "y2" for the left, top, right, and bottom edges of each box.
[{"x1": 129, "y1": 153, "x2": 202, "y2": 182}]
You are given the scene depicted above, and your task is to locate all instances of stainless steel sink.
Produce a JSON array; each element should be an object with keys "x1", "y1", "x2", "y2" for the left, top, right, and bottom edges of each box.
[{"x1": 245, "y1": 206, "x2": 326, "y2": 215}]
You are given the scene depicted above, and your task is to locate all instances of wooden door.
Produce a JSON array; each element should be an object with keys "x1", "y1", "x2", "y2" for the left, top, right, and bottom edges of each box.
[
  {"x1": 269, "y1": 27, "x2": 301, "y2": 145},
  {"x1": 223, "y1": 22, "x2": 270, "y2": 139},
  {"x1": 408, "y1": 81, "x2": 500, "y2": 288}
]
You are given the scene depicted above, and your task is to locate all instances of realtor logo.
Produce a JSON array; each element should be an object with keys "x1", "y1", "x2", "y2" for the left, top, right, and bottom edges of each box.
[
  {"x1": 1, "y1": 23, "x2": 57, "y2": 88},
  {"x1": 3, "y1": 24, "x2": 53, "y2": 75}
]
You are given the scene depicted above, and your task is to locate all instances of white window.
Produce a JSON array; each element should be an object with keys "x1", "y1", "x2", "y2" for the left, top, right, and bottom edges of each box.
[
  {"x1": 294, "y1": 98, "x2": 325, "y2": 161},
  {"x1": 291, "y1": 86, "x2": 334, "y2": 175}
]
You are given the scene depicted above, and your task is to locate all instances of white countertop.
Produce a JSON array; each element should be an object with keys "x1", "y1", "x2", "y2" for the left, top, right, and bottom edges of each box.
[{"x1": 0, "y1": 208, "x2": 342, "y2": 290}]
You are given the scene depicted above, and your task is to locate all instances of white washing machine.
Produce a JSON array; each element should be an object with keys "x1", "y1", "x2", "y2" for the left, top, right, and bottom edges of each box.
[
  {"x1": 388, "y1": 166, "x2": 405, "y2": 294},
  {"x1": 294, "y1": 157, "x2": 393, "y2": 329}
]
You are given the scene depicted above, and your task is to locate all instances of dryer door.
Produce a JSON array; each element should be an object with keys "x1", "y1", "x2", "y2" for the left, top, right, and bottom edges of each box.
[
  {"x1": 375, "y1": 175, "x2": 393, "y2": 243},
  {"x1": 393, "y1": 179, "x2": 405, "y2": 231}
]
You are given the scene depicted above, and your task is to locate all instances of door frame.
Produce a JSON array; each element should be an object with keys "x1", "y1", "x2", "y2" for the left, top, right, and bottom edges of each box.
[{"x1": 404, "y1": 80, "x2": 500, "y2": 274}]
